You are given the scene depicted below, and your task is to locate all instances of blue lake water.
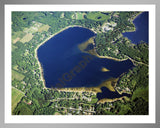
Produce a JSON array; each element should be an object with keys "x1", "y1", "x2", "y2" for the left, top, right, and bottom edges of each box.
[
  {"x1": 37, "y1": 27, "x2": 134, "y2": 99},
  {"x1": 97, "y1": 87, "x2": 131, "y2": 100},
  {"x1": 122, "y1": 12, "x2": 149, "y2": 44}
]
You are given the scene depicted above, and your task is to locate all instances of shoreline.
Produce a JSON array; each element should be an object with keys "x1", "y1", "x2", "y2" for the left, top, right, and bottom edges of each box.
[
  {"x1": 35, "y1": 25, "x2": 132, "y2": 103},
  {"x1": 123, "y1": 11, "x2": 143, "y2": 33},
  {"x1": 35, "y1": 25, "x2": 97, "y2": 89},
  {"x1": 78, "y1": 37, "x2": 128, "y2": 62},
  {"x1": 54, "y1": 78, "x2": 118, "y2": 94}
]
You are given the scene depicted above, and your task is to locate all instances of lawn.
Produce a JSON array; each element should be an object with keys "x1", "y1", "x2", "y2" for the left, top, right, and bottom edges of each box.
[
  {"x1": 86, "y1": 12, "x2": 110, "y2": 21},
  {"x1": 12, "y1": 70, "x2": 25, "y2": 81},
  {"x1": 12, "y1": 87, "x2": 25, "y2": 113}
]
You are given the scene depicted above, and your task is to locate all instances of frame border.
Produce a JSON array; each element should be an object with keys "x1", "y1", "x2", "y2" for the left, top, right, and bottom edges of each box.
[{"x1": 1, "y1": 0, "x2": 160, "y2": 128}]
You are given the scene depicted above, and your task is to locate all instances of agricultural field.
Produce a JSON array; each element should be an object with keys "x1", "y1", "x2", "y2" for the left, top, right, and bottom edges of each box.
[
  {"x1": 12, "y1": 21, "x2": 49, "y2": 44},
  {"x1": 12, "y1": 31, "x2": 26, "y2": 44},
  {"x1": 20, "y1": 33, "x2": 34, "y2": 43},
  {"x1": 12, "y1": 70, "x2": 25, "y2": 81},
  {"x1": 38, "y1": 25, "x2": 50, "y2": 32},
  {"x1": 86, "y1": 12, "x2": 110, "y2": 21},
  {"x1": 23, "y1": 22, "x2": 42, "y2": 33},
  {"x1": 13, "y1": 37, "x2": 20, "y2": 44},
  {"x1": 12, "y1": 87, "x2": 25, "y2": 113}
]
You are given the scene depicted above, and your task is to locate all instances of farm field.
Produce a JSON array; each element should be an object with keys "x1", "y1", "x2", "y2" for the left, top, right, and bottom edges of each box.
[
  {"x1": 20, "y1": 33, "x2": 34, "y2": 43},
  {"x1": 38, "y1": 25, "x2": 50, "y2": 32},
  {"x1": 76, "y1": 12, "x2": 85, "y2": 20},
  {"x1": 12, "y1": 87, "x2": 25, "y2": 113},
  {"x1": 86, "y1": 12, "x2": 110, "y2": 21},
  {"x1": 12, "y1": 69, "x2": 25, "y2": 81}
]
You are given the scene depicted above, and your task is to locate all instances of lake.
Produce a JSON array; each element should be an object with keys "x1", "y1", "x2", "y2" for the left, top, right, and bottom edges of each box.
[
  {"x1": 37, "y1": 27, "x2": 134, "y2": 98},
  {"x1": 122, "y1": 12, "x2": 149, "y2": 44},
  {"x1": 97, "y1": 87, "x2": 131, "y2": 100}
]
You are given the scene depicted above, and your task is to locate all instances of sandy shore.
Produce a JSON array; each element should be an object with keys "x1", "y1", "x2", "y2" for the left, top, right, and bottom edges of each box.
[
  {"x1": 97, "y1": 96, "x2": 130, "y2": 104},
  {"x1": 56, "y1": 78, "x2": 118, "y2": 94},
  {"x1": 79, "y1": 37, "x2": 128, "y2": 62}
]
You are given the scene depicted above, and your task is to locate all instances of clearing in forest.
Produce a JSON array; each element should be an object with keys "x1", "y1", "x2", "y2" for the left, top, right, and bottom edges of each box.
[
  {"x1": 12, "y1": 87, "x2": 25, "y2": 113},
  {"x1": 12, "y1": 70, "x2": 25, "y2": 81}
]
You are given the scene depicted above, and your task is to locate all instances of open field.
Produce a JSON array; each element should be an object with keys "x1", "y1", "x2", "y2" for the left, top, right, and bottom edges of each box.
[
  {"x1": 13, "y1": 65, "x2": 18, "y2": 70},
  {"x1": 87, "y1": 12, "x2": 110, "y2": 21},
  {"x1": 76, "y1": 12, "x2": 85, "y2": 20},
  {"x1": 13, "y1": 37, "x2": 20, "y2": 44},
  {"x1": 12, "y1": 21, "x2": 47, "y2": 44},
  {"x1": 12, "y1": 87, "x2": 25, "y2": 113},
  {"x1": 12, "y1": 31, "x2": 26, "y2": 40},
  {"x1": 23, "y1": 22, "x2": 43, "y2": 33},
  {"x1": 12, "y1": 31, "x2": 26, "y2": 44},
  {"x1": 38, "y1": 25, "x2": 50, "y2": 32},
  {"x1": 20, "y1": 33, "x2": 34, "y2": 43},
  {"x1": 12, "y1": 70, "x2": 25, "y2": 81}
]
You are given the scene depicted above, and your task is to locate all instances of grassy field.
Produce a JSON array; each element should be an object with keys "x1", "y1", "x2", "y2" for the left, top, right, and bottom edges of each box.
[
  {"x1": 12, "y1": 87, "x2": 25, "y2": 113},
  {"x1": 23, "y1": 22, "x2": 42, "y2": 33},
  {"x1": 12, "y1": 22, "x2": 48, "y2": 44},
  {"x1": 76, "y1": 12, "x2": 85, "y2": 20},
  {"x1": 13, "y1": 37, "x2": 20, "y2": 44},
  {"x1": 87, "y1": 12, "x2": 110, "y2": 21},
  {"x1": 13, "y1": 65, "x2": 18, "y2": 70},
  {"x1": 20, "y1": 33, "x2": 34, "y2": 43},
  {"x1": 12, "y1": 31, "x2": 26, "y2": 40},
  {"x1": 12, "y1": 31, "x2": 26, "y2": 44},
  {"x1": 38, "y1": 25, "x2": 50, "y2": 32},
  {"x1": 12, "y1": 70, "x2": 25, "y2": 81}
]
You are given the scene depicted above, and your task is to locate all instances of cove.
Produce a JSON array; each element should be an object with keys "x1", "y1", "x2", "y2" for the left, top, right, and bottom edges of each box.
[
  {"x1": 37, "y1": 27, "x2": 134, "y2": 92},
  {"x1": 122, "y1": 12, "x2": 149, "y2": 44},
  {"x1": 97, "y1": 87, "x2": 131, "y2": 100}
]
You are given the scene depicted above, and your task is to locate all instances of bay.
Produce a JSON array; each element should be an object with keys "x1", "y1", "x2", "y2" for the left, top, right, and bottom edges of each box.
[{"x1": 122, "y1": 12, "x2": 149, "y2": 44}]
